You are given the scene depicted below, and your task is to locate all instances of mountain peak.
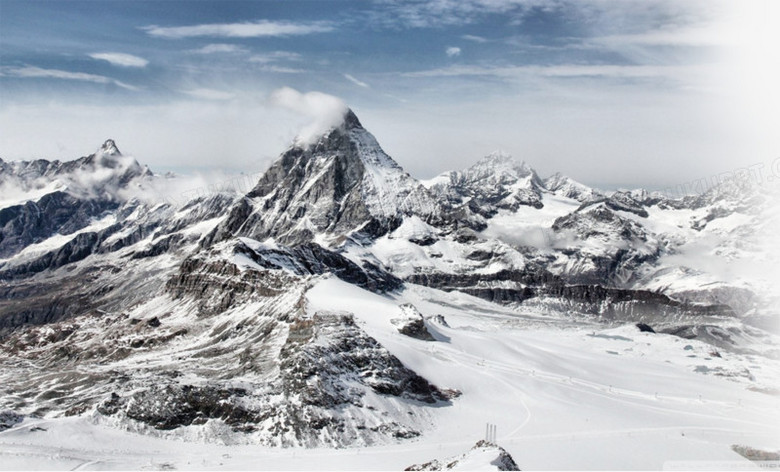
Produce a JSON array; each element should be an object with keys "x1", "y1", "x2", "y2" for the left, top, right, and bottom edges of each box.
[
  {"x1": 343, "y1": 108, "x2": 363, "y2": 131},
  {"x1": 290, "y1": 108, "x2": 365, "y2": 149},
  {"x1": 98, "y1": 139, "x2": 121, "y2": 157},
  {"x1": 470, "y1": 150, "x2": 535, "y2": 180},
  {"x1": 213, "y1": 104, "x2": 440, "y2": 245},
  {"x1": 544, "y1": 172, "x2": 600, "y2": 202}
]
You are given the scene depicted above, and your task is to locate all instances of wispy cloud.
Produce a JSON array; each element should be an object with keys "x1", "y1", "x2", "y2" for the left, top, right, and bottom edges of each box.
[
  {"x1": 446, "y1": 46, "x2": 462, "y2": 57},
  {"x1": 182, "y1": 88, "x2": 236, "y2": 100},
  {"x1": 403, "y1": 63, "x2": 709, "y2": 83},
  {"x1": 248, "y1": 51, "x2": 302, "y2": 64},
  {"x1": 462, "y1": 34, "x2": 489, "y2": 43},
  {"x1": 88, "y1": 52, "x2": 149, "y2": 68},
  {"x1": 248, "y1": 51, "x2": 306, "y2": 73},
  {"x1": 0, "y1": 66, "x2": 138, "y2": 90},
  {"x1": 343, "y1": 73, "x2": 370, "y2": 88},
  {"x1": 190, "y1": 43, "x2": 249, "y2": 54},
  {"x1": 369, "y1": 0, "x2": 547, "y2": 28},
  {"x1": 257, "y1": 65, "x2": 307, "y2": 74},
  {"x1": 142, "y1": 20, "x2": 334, "y2": 39}
]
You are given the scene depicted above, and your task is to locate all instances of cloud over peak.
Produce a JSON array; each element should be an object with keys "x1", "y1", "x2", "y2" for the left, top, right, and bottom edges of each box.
[
  {"x1": 142, "y1": 20, "x2": 334, "y2": 39},
  {"x1": 269, "y1": 87, "x2": 349, "y2": 146}
]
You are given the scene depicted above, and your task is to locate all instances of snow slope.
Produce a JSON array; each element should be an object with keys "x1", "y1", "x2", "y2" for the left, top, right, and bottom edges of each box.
[{"x1": 1, "y1": 276, "x2": 777, "y2": 470}]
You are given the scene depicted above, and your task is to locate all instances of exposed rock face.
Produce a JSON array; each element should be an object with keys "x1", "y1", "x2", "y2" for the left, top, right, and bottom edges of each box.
[
  {"x1": 0, "y1": 191, "x2": 118, "y2": 258},
  {"x1": 165, "y1": 256, "x2": 297, "y2": 317},
  {"x1": 731, "y1": 445, "x2": 780, "y2": 462},
  {"x1": 24, "y1": 305, "x2": 454, "y2": 446},
  {"x1": 539, "y1": 282, "x2": 734, "y2": 319},
  {"x1": 636, "y1": 323, "x2": 655, "y2": 333},
  {"x1": 392, "y1": 304, "x2": 436, "y2": 341},
  {"x1": 0, "y1": 219, "x2": 120, "y2": 278},
  {"x1": 406, "y1": 267, "x2": 734, "y2": 320},
  {"x1": 577, "y1": 191, "x2": 650, "y2": 218},
  {"x1": 233, "y1": 238, "x2": 403, "y2": 294},
  {"x1": 0, "y1": 411, "x2": 23, "y2": 431},
  {"x1": 98, "y1": 385, "x2": 257, "y2": 431},
  {"x1": 279, "y1": 312, "x2": 449, "y2": 406},
  {"x1": 658, "y1": 324, "x2": 754, "y2": 353},
  {"x1": 0, "y1": 192, "x2": 238, "y2": 333},
  {"x1": 2, "y1": 260, "x2": 453, "y2": 447}
]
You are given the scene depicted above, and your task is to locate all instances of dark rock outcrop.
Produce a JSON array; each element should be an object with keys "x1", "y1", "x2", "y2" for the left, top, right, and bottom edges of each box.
[
  {"x1": 392, "y1": 304, "x2": 436, "y2": 341},
  {"x1": 636, "y1": 323, "x2": 655, "y2": 333},
  {"x1": 233, "y1": 239, "x2": 403, "y2": 294},
  {"x1": 0, "y1": 411, "x2": 23, "y2": 431},
  {"x1": 0, "y1": 192, "x2": 118, "y2": 259}
]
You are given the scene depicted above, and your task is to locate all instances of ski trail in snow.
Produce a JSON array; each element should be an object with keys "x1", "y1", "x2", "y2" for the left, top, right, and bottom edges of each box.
[
  {"x1": 440, "y1": 336, "x2": 768, "y2": 429},
  {"x1": 70, "y1": 459, "x2": 102, "y2": 471},
  {"x1": 429, "y1": 337, "x2": 534, "y2": 439}
]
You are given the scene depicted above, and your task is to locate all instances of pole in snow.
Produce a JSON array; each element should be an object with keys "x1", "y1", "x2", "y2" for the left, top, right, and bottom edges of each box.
[{"x1": 485, "y1": 423, "x2": 497, "y2": 443}]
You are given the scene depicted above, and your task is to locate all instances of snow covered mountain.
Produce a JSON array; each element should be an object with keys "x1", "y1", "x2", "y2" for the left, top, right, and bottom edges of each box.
[
  {"x1": 0, "y1": 140, "x2": 153, "y2": 259},
  {"x1": 544, "y1": 172, "x2": 602, "y2": 202},
  {"x1": 205, "y1": 110, "x2": 441, "y2": 247},
  {"x1": 0, "y1": 108, "x2": 778, "y2": 469},
  {"x1": 425, "y1": 150, "x2": 546, "y2": 217}
]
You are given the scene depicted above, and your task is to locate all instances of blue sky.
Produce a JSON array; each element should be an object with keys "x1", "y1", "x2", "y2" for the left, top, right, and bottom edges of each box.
[{"x1": 1, "y1": 0, "x2": 778, "y2": 188}]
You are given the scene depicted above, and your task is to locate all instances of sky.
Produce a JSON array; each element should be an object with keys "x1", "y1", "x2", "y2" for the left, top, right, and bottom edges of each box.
[{"x1": 0, "y1": 0, "x2": 778, "y2": 189}]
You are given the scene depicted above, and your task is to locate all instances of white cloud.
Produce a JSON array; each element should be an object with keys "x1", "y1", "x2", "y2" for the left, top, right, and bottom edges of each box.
[
  {"x1": 446, "y1": 47, "x2": 462, "y2": 57},
  {"x1": 191, "y1": 43, "x2": 249, "y2": 54},
  {"x1": 344, "y1": 73, "x2": 370, "y2": 88},
  {"x1": 269, "y1": 87, "x2": 349, "y2": 146},
  {"x1": 182, "y1": 88, "x2": 236, "y2": 100},
  {"x1": 142, "y1": 20, "x2": 334, "y2": 39},
  {"x1": 0, "y1": 66, "x2": 138, "y2": 90},
  {"x1": 88, "y1": 52, "x2": 149, "y2": 68}
]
